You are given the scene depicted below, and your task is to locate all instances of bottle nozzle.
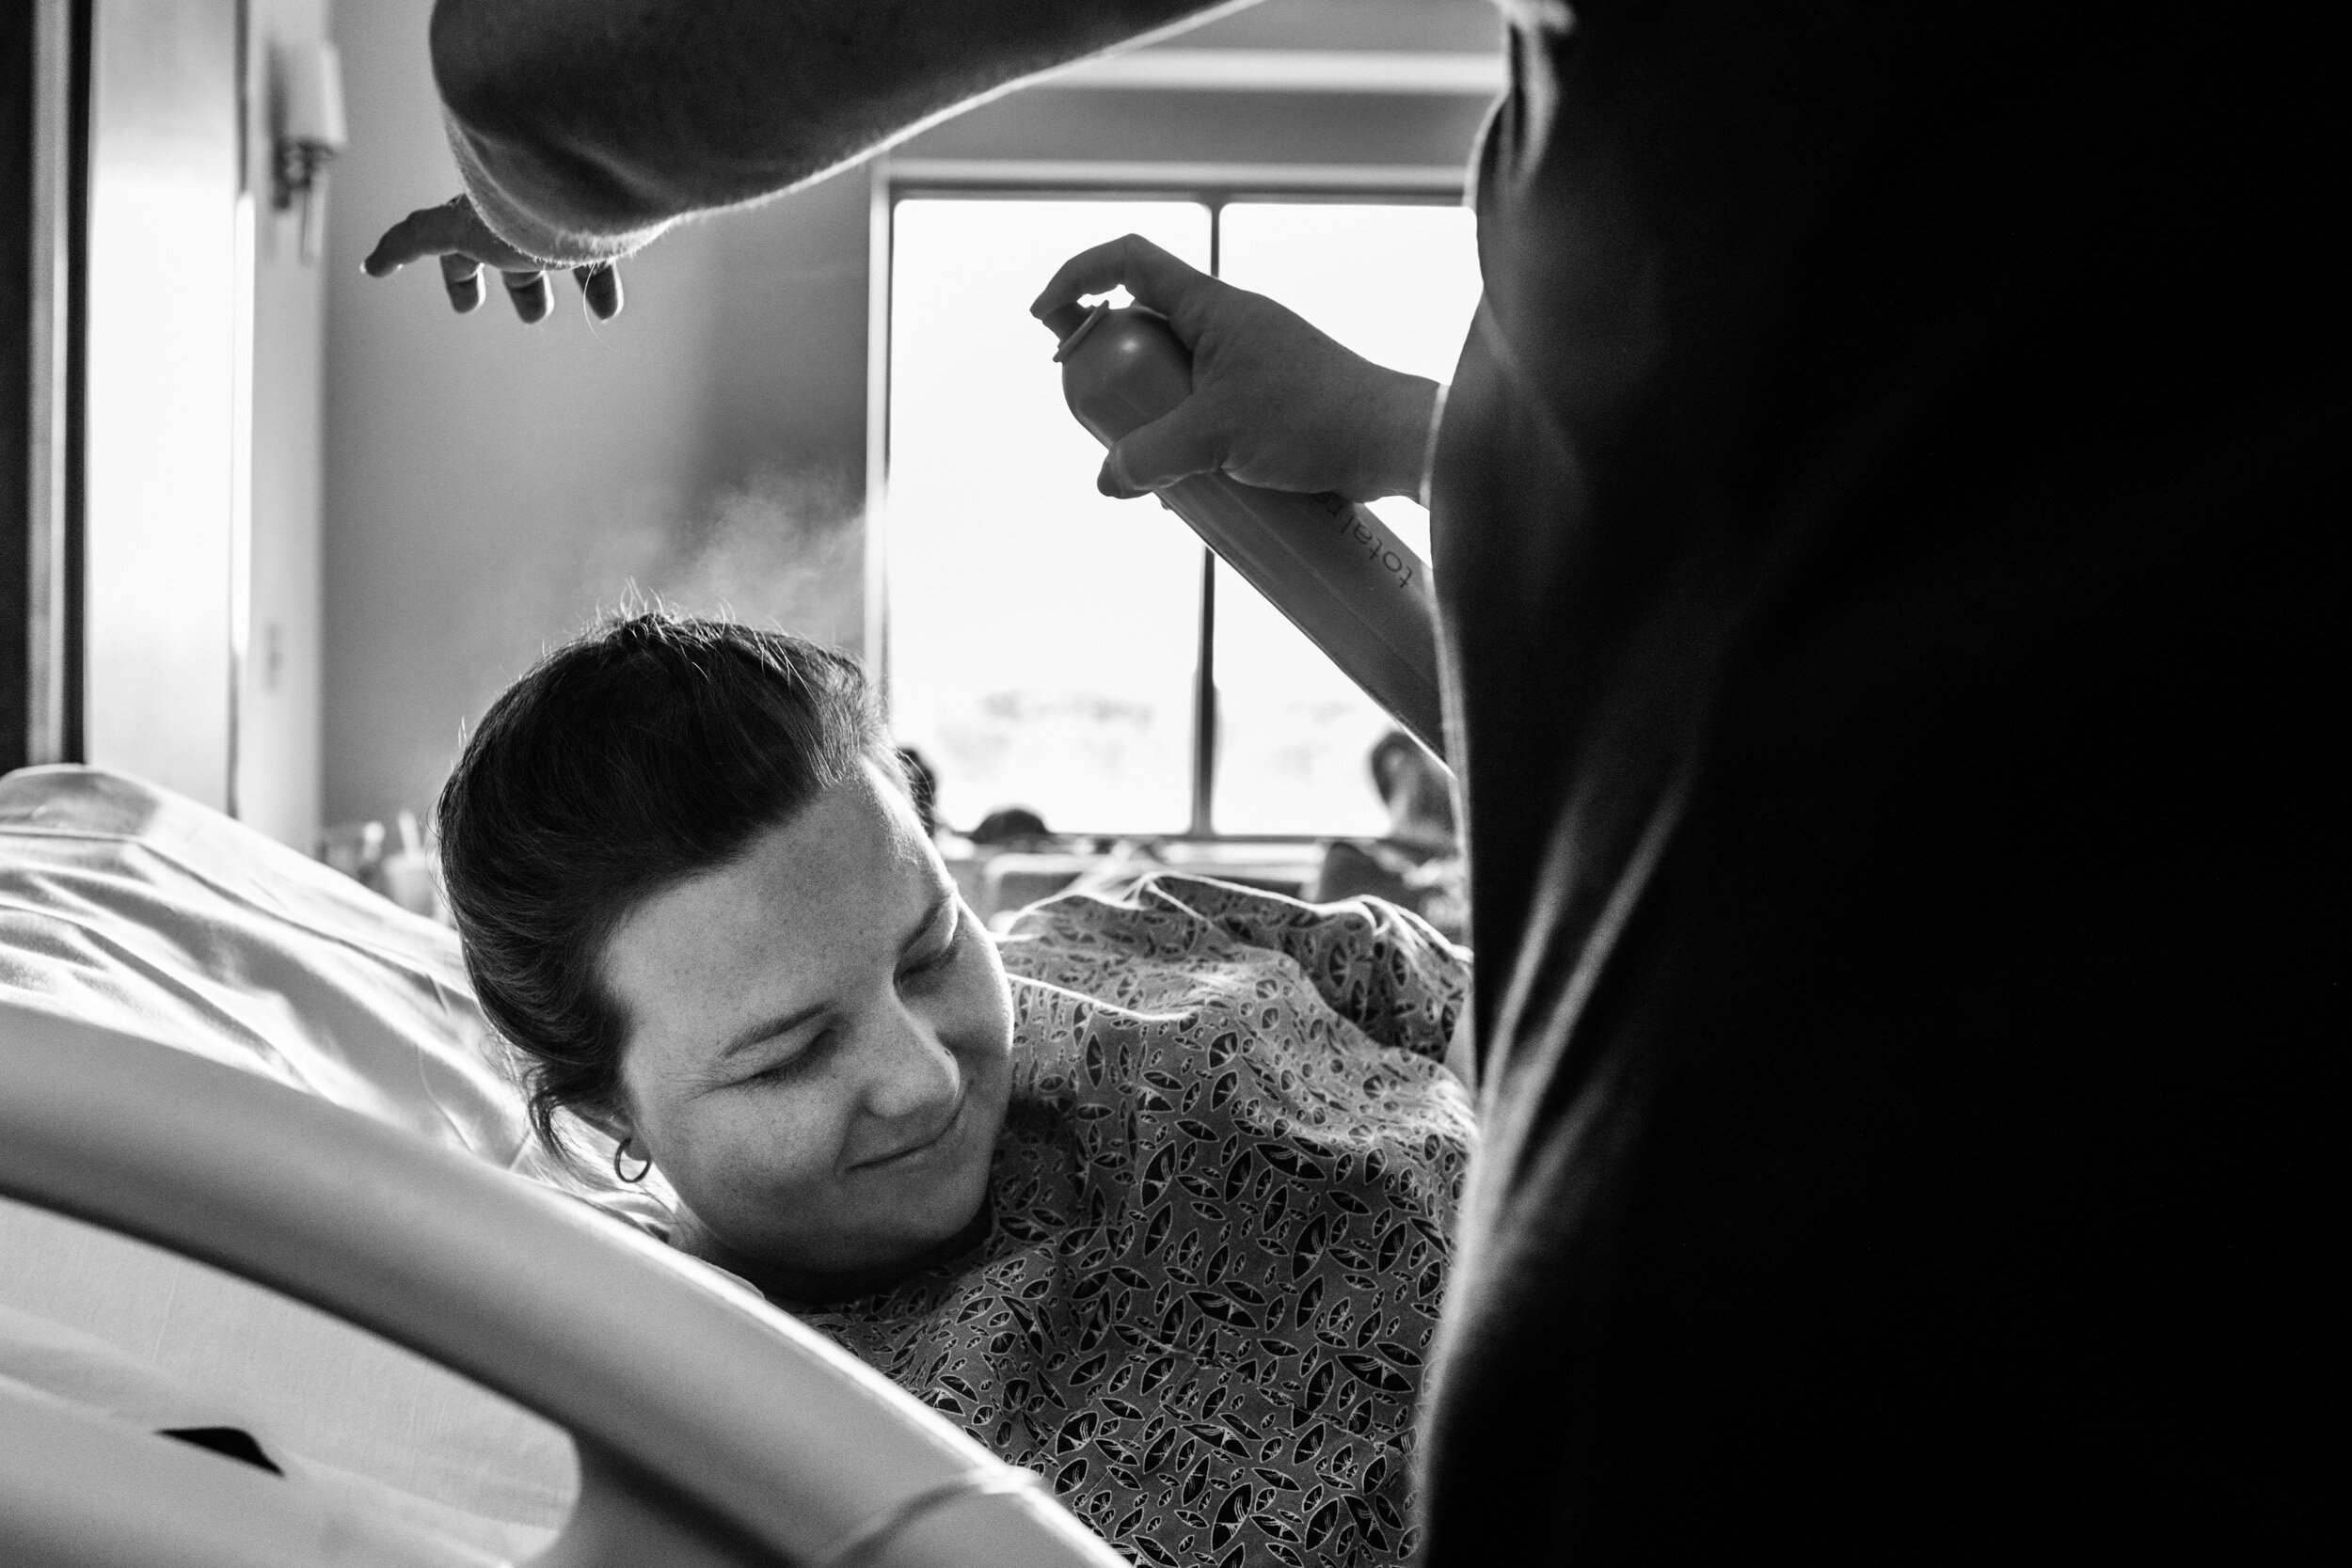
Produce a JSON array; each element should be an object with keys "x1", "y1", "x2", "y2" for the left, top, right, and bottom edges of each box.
[{"x1": 1041, "y1": 302, "x2": 1089, "y2": 341}]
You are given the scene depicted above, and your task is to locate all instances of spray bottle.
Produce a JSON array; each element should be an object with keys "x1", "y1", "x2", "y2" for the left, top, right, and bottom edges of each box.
[{"x1": 1043, "y1": 302, "x2": 1447, "y2": 761}]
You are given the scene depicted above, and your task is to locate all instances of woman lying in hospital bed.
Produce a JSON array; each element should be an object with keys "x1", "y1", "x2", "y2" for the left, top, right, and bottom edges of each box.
[
  {"x1": 0, "y1": 752, "x2": 1120, "y2": 1567},
  {"x1": 436, "y1": 612, "x2": 1477, "y2": 1568}
]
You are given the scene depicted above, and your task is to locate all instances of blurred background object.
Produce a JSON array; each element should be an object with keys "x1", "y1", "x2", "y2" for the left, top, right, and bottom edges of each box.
[
  {"x1": 1309, "y1": 730, "x2": 1464, "y2": 940},
  {"x1": 968, "y1": 806, "x2": 1053, "y2": 848},
  {"x1": 319, "y1": 808, "x2": 445, "y2": 922},
  {"x1": 269, "y1": 38, "x2": 345, "y2": 262}
]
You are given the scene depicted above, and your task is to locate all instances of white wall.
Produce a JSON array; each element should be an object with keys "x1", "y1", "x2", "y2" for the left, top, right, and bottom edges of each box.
[{"x1": 322, "y1": 0, "x2": 869, "y2": 829}]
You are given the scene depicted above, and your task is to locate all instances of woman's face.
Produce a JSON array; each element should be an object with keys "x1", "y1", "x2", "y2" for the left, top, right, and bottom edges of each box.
[{"x1": 596, "y1": 758, "x2": 1012, "y2": 1293}]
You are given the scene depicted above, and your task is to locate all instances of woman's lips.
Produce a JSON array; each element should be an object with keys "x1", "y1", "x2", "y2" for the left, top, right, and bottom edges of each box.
[{"x1": 858, "y1": 1094, "x2": 965, "y2": 1171}]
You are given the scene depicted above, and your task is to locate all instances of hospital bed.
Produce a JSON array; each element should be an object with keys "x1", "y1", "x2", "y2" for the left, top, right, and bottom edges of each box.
[{"x1": 0, "y1": 766, "x2": 1121, "y2": 1567}]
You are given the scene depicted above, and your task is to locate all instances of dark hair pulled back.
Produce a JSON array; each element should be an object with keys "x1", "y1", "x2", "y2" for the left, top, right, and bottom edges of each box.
[{"x1": 437, "y1": 612, "x2": 892, "y2": 1161}]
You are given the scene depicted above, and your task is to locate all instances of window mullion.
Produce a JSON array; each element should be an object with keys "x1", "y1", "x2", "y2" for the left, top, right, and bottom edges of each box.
[
  {"x1": 1186, "y1": 198, "x2": 1225, "y2": 838},
  {"x1": 1188, "y1": 547, "x2": 1216, "y2": 836}
]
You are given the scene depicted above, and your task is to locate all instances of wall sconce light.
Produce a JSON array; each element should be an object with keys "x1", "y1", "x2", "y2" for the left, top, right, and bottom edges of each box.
[{"x1": 271, "y1": 40, "x2": 346, "y2": 263}]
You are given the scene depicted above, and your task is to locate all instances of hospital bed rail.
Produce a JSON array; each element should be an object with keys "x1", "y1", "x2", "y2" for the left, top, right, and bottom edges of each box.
[{"x1": 0, "y1": 1011, "x2": 1123, "y2": 1568}]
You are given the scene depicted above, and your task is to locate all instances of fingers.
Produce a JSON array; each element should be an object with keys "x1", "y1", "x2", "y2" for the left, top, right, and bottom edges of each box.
[
  {"x1": 395, "y1": 233, "x2": 620, "y2": 325},
  {"x1": 575, "y1": 263, "x2": 624, "y2": 321},
  {"x1": 501, "y1": 269, "x2": 553, "y2": 325},
  {"x1": 365, "y1": 199, "x2": 471, "y2": 277},
  {"x1": 1100, "y1": 399, "x2": 1228, "y2": 499},
  {"x1": 1030, "y1": 233, "x2": 1212, "y2": 325},
  {"x1": 370, "y1": 196, "x2": 622, "y2": 326},
  {"x1": 379, "y1": 196, "x2": 548, "y2": 318},
  {"x1": 438, "y1": 253, "x2": 485, "y2": 314}
]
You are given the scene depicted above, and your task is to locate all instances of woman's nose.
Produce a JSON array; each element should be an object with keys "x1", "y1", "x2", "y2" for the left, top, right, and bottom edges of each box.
[{"x1": 857, "y1": 1007, "x2": 961, "y2": 1125}]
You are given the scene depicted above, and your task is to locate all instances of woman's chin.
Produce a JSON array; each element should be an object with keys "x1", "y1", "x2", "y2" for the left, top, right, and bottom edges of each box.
[
  {"x1": 664, "y1": 1078, "x2": 1008, "y2": 1304},
  {"x1": 671, "y1": 1180, "x2": 994, "y2": 1307}
]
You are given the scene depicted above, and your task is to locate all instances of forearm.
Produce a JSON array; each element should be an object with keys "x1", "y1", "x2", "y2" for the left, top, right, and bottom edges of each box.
[
  {"x1": 1361, "y1": 372, "x2": 1444, "y2": 504},
  {"x1": 433, "y1": 0, "x2": 1237, "y2": 262}
]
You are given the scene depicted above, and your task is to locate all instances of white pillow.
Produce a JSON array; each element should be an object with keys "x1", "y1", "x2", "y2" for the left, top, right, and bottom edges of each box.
[{"x1": 0, "y1": 765, "x2": 664, "y2": 1208}]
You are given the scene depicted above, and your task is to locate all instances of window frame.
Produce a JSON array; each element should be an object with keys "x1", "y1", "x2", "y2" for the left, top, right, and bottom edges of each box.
[{"x1": 870, "y1": 163, "x2": 1468, "y2": 842}]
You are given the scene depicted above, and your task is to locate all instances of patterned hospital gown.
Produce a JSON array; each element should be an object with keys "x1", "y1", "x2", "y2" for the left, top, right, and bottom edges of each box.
[{"x1": 795, "y1": 876, "x2": 1475, "y2": 1568}]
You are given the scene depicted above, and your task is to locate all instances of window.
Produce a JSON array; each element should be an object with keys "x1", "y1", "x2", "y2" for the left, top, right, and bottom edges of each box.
[{"x1": 883, "y1": 193, "x2": 1479, "y2": 838}]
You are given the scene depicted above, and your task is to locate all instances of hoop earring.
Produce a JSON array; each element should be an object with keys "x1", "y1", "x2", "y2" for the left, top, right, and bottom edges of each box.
[{"x1": 612, "y1": 1136, "x2": 652, "y2": 1185}]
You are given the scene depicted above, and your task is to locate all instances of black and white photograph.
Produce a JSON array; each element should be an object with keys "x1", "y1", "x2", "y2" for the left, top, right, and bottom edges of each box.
[{"x1": 1, "y1": 1, "x2": 2331, "y2": 1562}]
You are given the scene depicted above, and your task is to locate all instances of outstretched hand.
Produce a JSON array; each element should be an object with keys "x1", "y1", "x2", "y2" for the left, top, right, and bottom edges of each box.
[
  {"x1": 363, "y1": 196, "x2": 623, "y2": 325},
  {"x1": 1031, "y1": 234, "x2": 1438, "y2": 504}
]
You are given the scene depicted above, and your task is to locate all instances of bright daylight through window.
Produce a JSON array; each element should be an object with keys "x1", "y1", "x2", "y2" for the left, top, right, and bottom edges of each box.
[{"x1": 885, "y1": 197, "x2": 1480, "y2": 839}]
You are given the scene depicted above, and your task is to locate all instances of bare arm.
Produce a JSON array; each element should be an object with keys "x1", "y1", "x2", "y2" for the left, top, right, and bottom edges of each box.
[{"x1": 429, "y1": 0, "x2": 1241, "y2": 264}]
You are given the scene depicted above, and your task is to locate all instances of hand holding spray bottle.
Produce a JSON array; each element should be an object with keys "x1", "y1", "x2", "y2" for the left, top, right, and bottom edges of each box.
[{"x1": 1041, "y1": 302, "x2": 1448, "y2": 761}]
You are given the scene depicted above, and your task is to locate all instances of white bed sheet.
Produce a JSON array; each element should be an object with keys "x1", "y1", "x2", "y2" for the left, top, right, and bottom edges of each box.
[{"x1": 0, "y1": 766, "x2": 679, "y2": 1550}]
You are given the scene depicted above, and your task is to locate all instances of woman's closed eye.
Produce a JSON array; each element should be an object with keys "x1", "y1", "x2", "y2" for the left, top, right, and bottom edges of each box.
[
  {"x1": 897, "y1": 903, "x2": 961, "y2": 986},
  {"x1": 737, "y1": 1027, "x2": 831, "y2": 1086}
]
